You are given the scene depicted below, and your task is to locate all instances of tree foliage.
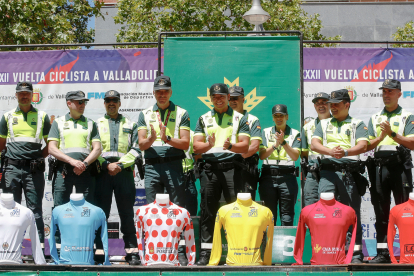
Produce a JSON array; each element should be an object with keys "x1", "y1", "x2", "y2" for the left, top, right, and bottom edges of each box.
[
  {"x1": 0, "y1": 0, "x2": 103, "y2": 50},
  {"x1": 392, "y1": 21, "x2": 414, "y2": 48},
  {"x1": 114, "y1": 0, "x2": 341, "y2": 47}
]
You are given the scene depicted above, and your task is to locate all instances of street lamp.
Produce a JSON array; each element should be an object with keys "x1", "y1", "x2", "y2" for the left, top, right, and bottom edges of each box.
[{"x1": 243, "y1": 0, "x2": 271, "y2": 36}]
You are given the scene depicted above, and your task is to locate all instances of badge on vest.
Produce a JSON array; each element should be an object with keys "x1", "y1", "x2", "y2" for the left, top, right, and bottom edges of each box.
[
  {"x1": 63, "y1": 122, "x2": 70, "y2": 129},
  {"x1": 82, "y1": 125, "x2": 88, "y2": 130},
  {"x1": 377, "y1": 117, "x2": 382, "y2": 123},
  {"x1": 150, "y1": 120, "x2": 156, "y2": 123},
  {"x1": 31, "y1": 122, "x2": 37, "y2": 126},
  {"x1": 169, "y1": 119, "x2": 175, "y2": 122},
  {"x1": 123, "y1": 128, "x2": 132, "y2": 134},
  {"x1": 394, "y1": 122, "x2": 399, "y2": 126},
  {"x1": 345, "y1": 129, "x2": 351, "y2": 136},
  {"x1": 227, "y1": 122, "x2": 233, "y2": 126},
  {"x1": 12, "y1": 117, "x2": 18, "y2": 125},
  {"x1": 207, "y1": 125, "x2": 213, "y2": 128}
]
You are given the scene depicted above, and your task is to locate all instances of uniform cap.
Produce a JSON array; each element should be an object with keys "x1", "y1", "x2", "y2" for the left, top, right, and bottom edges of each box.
[
  {"x1": 328, "y1": 89, "x2": 350, "y2": 103},
  {"x1": 378, "y1": 79, "x2": 401, "y2": 90},
  {"x1": 229, "y1": 86, "x2": 244, "y2": 97},
  {"x1": 104, "y1": 90, "x2": 121, "y2": 99},
  {"x1": 66, "y1": 90, "x2": 89, "y2": 101},
  {"x1": 16, "y1": 82, "x2": 33, "y2": 93},
  {"x1": 272, "y1": 104, "x2": 288, "y2": 115},
  {"x1": 154, "y1": 76, "x2": 172, "y2": 91},
  {"x1": 209, "y1": 83, "x2": 229, "y2": 96},
  {"x1": 312, "y1": 92, "x2": 330, "y2": 103}
]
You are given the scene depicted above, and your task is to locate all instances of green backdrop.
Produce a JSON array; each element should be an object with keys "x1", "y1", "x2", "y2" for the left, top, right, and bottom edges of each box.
[{"x1": 164, "y1": 36, "x2": 302, "y2": 225}]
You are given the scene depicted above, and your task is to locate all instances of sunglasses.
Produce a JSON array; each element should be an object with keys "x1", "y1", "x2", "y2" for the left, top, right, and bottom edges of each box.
[
  {"x1": 104, "y1": 98, "x2": 120, "y2": 103},
  {"x1": 72, "y1": 100, "x2": 87, "y2": 105},
  {"x1": 229, "y1": 97, "x2": 241, "y2": 101}
]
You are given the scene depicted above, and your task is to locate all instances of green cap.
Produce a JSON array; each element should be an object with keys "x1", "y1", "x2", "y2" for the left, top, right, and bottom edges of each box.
[
  {"x1": 210, "y1": 83, "x2": 228, "y2": 95},
  {"x1": 378, "y1": 79, "x2": 401, "y2": 90},
  {"x1": 154, "y1": 76, "x2": 172, "y2": 91},
  {"x1": 328, "y1": 89, "x2": 350, "y2": 103},
  {"x1": 104, "y1": 90, "x2": 121, "y2": 99},
  {"x1": 272, "y1": 104, "x2": 288, "y2": 115},
  {"x1": 66, "y1": 90, "x2": 89, "y2": 101},
  {"x1": 16, "y1": 82, "x2": 33, "y2": 93}
]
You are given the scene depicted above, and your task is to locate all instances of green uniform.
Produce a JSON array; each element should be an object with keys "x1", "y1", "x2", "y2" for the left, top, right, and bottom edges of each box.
[
  {"x1": 137, "y1": 101, "x2": 190, "y2": 206},
  {"x1": 259, "y1": 125, "x2": 301, "y2": 226},
  {"x1": 312, "y1": 115, "x2": 369, "y2": 255},
  {"x1": 241, "y1": 111, "x2": 262, "y2": 199},
  {"x1": 48, "y1": 113, "x2": 100, "y2": 207},
  {"x1": 194, "y1": 106, "x2": 250, "y2": 251},
  {"x1": 94, "y1": 114, "x2": 140, "y2": 257},
  {"x1": 367, "y1": 105, "x2": 414, "y2": 249},
  {"x1": 301, "y1": 118, "x2": 323, "y2": 206},
  {"x1": 0, "y1": 105, "x2": 50, "y2": 244}
]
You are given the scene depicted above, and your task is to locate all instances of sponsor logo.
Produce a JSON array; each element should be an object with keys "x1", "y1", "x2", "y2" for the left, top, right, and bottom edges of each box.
[
  {"x1": 405, "y1": 244, "x2": 414, "y2": 253},
  {"x1": 402, "y1": 213, "x2": 413, "y2": 218},
  {"x1": 248, "y1": 209, "x2": 258, "y2": 217},
  {"x1": 233, "y1": 206, "x2": 239, "y2": 211},
  {"x1": 199, "y1": 77, "x2": 265, "y2": 112},
  {"x1": 321, "y1": 247, "x2": 343, "y2": 254},
  {"x1": 149, "y1": 245, "x2": 154, "y2": 254},
  {"x1": 244, "y1": 247, "x2": 248, "y2": 251},
  {"x1": 64, "y1": 246, "x2": 92, "y2": 252},
  {"x1": 150, "y1": 214, "x2": 160, "y2": 219},
  {"x1": 66, "y1": 208, "x2": 72, "y2": 212},
  {"x1": 81, "y1": 208, "x2": 91, "y2": 217},
  {"x1": 156, "y1": 247, "x2": 174, "y2": 253},
  {"x1": 333, "y1": 210, "x2": 342, "y2": 218},
  {"x1": 314, "y1": 244, "x2": 322, "y2": 253},
  {"x1": 234, "y1": 252, "x2": 241, "y2": 256},
  {"x1": 314, "y1": 214, "x2": 325, "y2": 219},
  {"x1": 2, "y1": 242, "x2": 9, "y2": 250},
  {"x1": 404, "y1": 207, "x2": 411, "y2": 211},
  {"x1": 12, "y1": 117, "x2": 18, "y2": 125},
  {"x1": 32, "y1": 88, "x2": 44, "y2": 105},
  {"x1": 63, "y1": 214, "x2": 74, "y2": 218},
  {"x1": 230, "y1": 213, "x2": 242, "y2": 218},
  {"x1": 10, "y1": 209, "x2": 20, "y2": 217},
  {"x1": 167, "y1": 210, "x2": 177, "y2": 219},
  {"x1": 316, "y1": 208, "x2": 323, "y2": 211},
  {"x1": 345, "y1": 85, "x2": 357, "y2": 102}
]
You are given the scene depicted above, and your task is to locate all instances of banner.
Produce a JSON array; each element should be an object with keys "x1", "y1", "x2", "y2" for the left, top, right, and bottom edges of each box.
[
  {"x1": 0, "y1": 49, "x2": 160, "y2": 241},
  {"x1": 304, "y1": 48, "x2": 414, "y2": 257},
  {"x1": 164, "y1": 36, "x2": 302, "y2": 224}
]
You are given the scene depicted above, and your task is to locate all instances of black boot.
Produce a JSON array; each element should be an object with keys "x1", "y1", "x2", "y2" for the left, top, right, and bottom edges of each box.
[
  {"x1": 351, "y1": 250, "x2": 364, "y2": 264},
  {"x1": 125, "y1": 253, "x2": 141, "y2": 265},
  {"x1": 368, "y1": 249, "x2": 391, "y2": 263},
  {"x1": 195, "y1": 250, "x2": 211, "y2": 266},
  {"x1": 178, "y1": 254, "x2": 189, "y2": 266}
]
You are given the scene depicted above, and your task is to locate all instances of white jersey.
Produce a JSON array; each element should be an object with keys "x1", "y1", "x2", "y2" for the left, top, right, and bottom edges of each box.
[
  {"x1": 135, "y1": 201, "x2": 195, "y2": 266},
  {"x1": 0, "y1": 199, "x2": 45, "y2": 264}
]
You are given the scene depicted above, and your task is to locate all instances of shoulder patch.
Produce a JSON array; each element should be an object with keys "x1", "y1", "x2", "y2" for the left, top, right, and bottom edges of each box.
[
  {"x1": 246, "y1": 122, "x2": 249, "y2": 125},
  {"x1": 411, "y1": 121, "x2": 414, "y2": 124},
  {"x1": 257, "y1": 126, "x2": 261, "y2": 129},
  {"x1": 364, "y1": 126, "x2": 368, "y2": 130},
  {"x1": 297, "y1": 137, "x2": 301, "y2": 141}
]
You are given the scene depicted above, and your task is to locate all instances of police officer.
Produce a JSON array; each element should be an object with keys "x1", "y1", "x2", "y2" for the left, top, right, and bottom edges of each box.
[
  {"x1": 229, "y1": 86, "x2": 262, "y2": 199},
  {"x1": 301, "y1": 92, "x2": 331, "y2": 206},
  {"x1": 311, "y1": 89, "x2": 369, "y2": 263},
  {"x1": 259, "y1": 104, "x2": 301, "y2": 226},
  {"x1": 0, "y1": 81, "x2": 50, "y2": 249},
  {"x1": 94, "y1": 90, "x2": 140, "y2": 265},
  {"x1": 193, "y1": 83, "x2": 250, "y2": 265},
  {"x1": 48, "y1": 91, "x2": 101, "y2": 207},
  {"x1": 366, "y1": 79, "x2": 414, "y2": 263},
  {"x1": 137, "y1": 76, "x2": 190, "y2": 206}
]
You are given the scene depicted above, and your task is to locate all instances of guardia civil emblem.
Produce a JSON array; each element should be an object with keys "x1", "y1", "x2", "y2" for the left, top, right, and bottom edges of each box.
[
  {"x1": 2, "y1": 242, "x2": 9, "y2": 250},
  {"x1": 12, "y1": 117, "x2": 18, "y2": 124},
  {"x1": 317, "y1": 93, "x2": 323, "y2": 97},
  {"x1": 214, "y1": 85, "x2": 220, "y2": 91},
  {"x1": 78, "y1": 91, "x2": 85, "y2": 97},
  {"x1": 385, "y1": 79, "x2": 390, "y2": 85},
  {"x1": 377, "y1": 117, "x2": 382, "y2": 123},
  {"x1": 109, "y1": 90, "x2": 115, "y2": 96},
  {"x1": 276, "y1": 105, "x2": 281, "y2": 111},
  {"x1": 208, "y1": 118, "x2": 213, "y2": 124},
  {"x1": 328, "y1": 124, "x2": 334, "y2": 130},
  {"x1": 151, "y1": 113, "x2": 156, "y2": 119},
  {"x1": 158, "y1": 79, "x2": 166, "y2": 85},
  {"x1": 331, "y1": 92, "x2": 336, "y2": 98}
]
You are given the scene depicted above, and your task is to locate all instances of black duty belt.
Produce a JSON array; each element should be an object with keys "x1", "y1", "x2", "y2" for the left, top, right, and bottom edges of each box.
[
  {"x1": 321, "y1": 162, "x2": 363, "y2": 173},
  {"x1": 6, "y1": 158, "x2": 32, "y2": 166},
  {"x1": 262, "y1": 166, "x2": 297, "y2": 176},
  {"x1": 203, "y1": 161, "x2": 235, "y2": 171},
  {"x1": 372, "y1": 153, "x2": 402, "y2": 166},
  {"x1": 145, "y1": 153, "x2": 185, "y2": 165}
]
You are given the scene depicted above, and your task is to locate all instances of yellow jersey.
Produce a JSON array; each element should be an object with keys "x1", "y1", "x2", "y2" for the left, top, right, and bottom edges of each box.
[{"x1": 208, "y1": 198, "x2": 274, "y2": 266}]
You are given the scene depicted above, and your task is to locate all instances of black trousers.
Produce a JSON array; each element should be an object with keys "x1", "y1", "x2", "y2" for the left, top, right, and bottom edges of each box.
[
  {"x1": 94, "y1": 169, "x2": 138, "y2": 252},
  {"x1": 369, "y1": 163, "x2": 413, "y2": 245},
  {"x1": 199, "y1": 166, "x2": 243, "y2": 250},
  {"x1": 259, "y1": 173, "x2": 298, "y2": 226}
]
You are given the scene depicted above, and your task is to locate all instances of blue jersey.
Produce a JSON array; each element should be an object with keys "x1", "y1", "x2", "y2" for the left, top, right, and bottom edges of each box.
[{"x1": 49, "y1": 199, "x2": 110, "y2": 265}]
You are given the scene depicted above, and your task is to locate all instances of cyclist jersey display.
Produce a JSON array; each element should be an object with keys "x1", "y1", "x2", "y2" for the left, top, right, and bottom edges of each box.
[
  {"x1": 208, "y1": 198, "x2": 274, "y2": 266},
  {"x1": 294, "y1": 198, "x2": 357, "y2": 265},
  {"x1": 0, "y1": 199, "x2": 45, "y2": 264},
  {"x1": 388, "y1": 200, "x2": 414, "y2": 264},
  {"x1": 135, "y1": 201, "x2": 195, "y2": 266},
  {"x1": 49, "y1": 198, "x2": 110, "y2": 265}
]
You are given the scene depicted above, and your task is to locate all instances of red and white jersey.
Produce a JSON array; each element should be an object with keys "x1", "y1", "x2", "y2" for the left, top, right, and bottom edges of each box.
[
  {"x1": 293, "y1": 199, "x2": 357, "y2": 265},
  {"x1": 388, "y1": 200, "x2": 414, "y2": 264},
  {"x1": 135, "y1": 201, "x2": 195, "y2": 266}
]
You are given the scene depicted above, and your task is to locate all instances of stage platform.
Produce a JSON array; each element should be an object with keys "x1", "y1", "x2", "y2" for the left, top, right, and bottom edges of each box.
[{"x1": 1, "y1": 264, "x2": 414, "y2": 275}]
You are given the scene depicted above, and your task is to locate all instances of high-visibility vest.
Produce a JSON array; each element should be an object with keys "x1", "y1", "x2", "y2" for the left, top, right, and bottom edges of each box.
[
  {"x1": 262, "y1": 126, "x2": 300, "y2": 166},
  {"x1": 55, "y1": 116, "x2": 94, "y2": 155},
  {"x1": 4, "y1": 108, "x2": 46, "y2": 145}
]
